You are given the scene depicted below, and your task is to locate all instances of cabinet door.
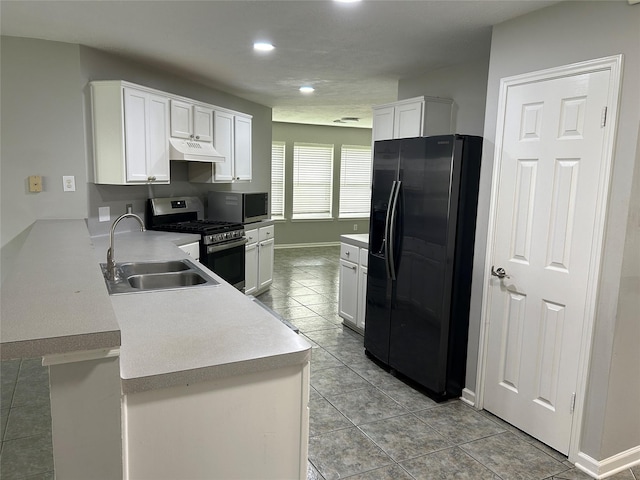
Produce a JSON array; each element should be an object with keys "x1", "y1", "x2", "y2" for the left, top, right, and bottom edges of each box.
[
  {"x1": 245, "y1": 242, "x2": 258, "y2": 296},
  {"x1": 178, "y1": 241, "x2": 200, "y2": 262},
  {"x1": 394, "y1": 101, "x2": 423, "y2": 139},
  {"x1": 170, "y1": 99, "x2": 193, "y2": 139},
  {"x1": 357, "y1": 265, "x2": 367, "y2": 331},
  {"x1": 213, "y1": 111, "x2": 234, "y2": 182},
  {"x1": 423, "y1": 99, "x2": 453, "y2": 136},
  {"x1": 193, "y1": 106, "x2": 214, "y2": 142},
  {"x1": 234, "y1": 116, "x2": 252, "y2": 181},
  {"x1": 147, "y1": 93, "x2": 170, "y2": 182},
  {"x1": 338, "y1": 258, "x2": 358, "y2": 325},
  {"x1": 124, "y1": 88, "x2": 169, "y2": 183},
  {"x1": 258, "y1": 238, "x2": 274, "y2": 290},
  {"x1": 123, "y1": 88, "x2": 149, "y2": 182},
  {"x1": 372, "y1": 106, "x2": 395, "y2": 141}
]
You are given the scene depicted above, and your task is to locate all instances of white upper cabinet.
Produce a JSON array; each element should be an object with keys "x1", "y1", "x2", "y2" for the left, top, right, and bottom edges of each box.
[
  {"x1": 170, "y1": 100, "x2": 214, "y2": 142},
  {"x1": 91, "y1": 81, "x2": 170, "y2": 185},
  {"x1": 188, "y1": 112, "x2": 252, "y2": 183},
  {"x1": 212, "y1": 111, "x2": 234, "y2": 182},
  {"x1": 372, "y1": 106, "x2": 395, "y2": 142},
  {"x1": 193, "y1": 106, "x2": 214, "y2": 143},
  {"x1": 91, "y1": 80, "x2": 251, "y2": 185},
  {"x1": 394, "y1": 101, "x2": 423, "y2": 139},
  {"x1": 372, "y1": 96, "x2": 453, "y2": 141},
  {"x1": 234, "y1": 115, "x2": 252, "y2": 182}
]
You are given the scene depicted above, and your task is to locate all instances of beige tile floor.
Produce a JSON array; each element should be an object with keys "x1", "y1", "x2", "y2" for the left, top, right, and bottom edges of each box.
[{"x1": 0, "y1": 245, "x2": 638, "y2": 480}]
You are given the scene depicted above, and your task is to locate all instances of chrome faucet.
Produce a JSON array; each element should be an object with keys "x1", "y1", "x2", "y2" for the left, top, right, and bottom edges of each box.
[{"x1": 106, "y1": 210, "x2": 145, "y2": 281}]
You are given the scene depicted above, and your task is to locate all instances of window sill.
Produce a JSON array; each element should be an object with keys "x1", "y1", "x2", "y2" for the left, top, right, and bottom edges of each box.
[
  {"x1": 291, "y1": 215, "x2": 334, "y2": 222},
  {"x1": 338, "y1": 215, "x2": 369, "y2": 220}
]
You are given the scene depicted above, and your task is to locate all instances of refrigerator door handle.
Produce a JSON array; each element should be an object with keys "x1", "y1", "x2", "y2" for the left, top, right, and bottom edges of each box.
[
  {"x1": 388, "y1": 180, "x2": 401, "y2": 281},
  {"x1": 383, "y1": 181, "x2": 398, "y2": 277}
]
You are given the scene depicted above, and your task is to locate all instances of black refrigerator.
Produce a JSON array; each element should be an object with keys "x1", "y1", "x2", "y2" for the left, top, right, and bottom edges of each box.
[{"x1": 364, "y1": 134, "x2": 482, "y2": 401}]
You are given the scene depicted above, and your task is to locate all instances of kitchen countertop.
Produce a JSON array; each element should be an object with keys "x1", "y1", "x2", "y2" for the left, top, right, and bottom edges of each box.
[
  {"x1": 340, "y1": 233, "x2": 369, "y2": 249},
  {"x1": 243, "y1": 218, "x2": 275, "y2": 229},
  {"x1": 1, "y1": 220, "x2": 121, "y2": 359},
  {"x1": 1, "y1": 219, "x2": 311, "y2": 395}
]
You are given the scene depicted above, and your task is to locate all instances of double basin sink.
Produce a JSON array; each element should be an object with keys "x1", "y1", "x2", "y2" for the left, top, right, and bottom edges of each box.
[{"x1": 101, "y1": 258, "x2": 219, "y2": 295}]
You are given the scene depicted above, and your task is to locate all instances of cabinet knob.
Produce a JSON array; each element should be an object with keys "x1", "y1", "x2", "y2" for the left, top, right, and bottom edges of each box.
[
  {"x1": 195, "y1": 135, "x2": 200, "y2": 140},
  {"x1": 148, "y1": 176, "x2": 156, "y2": 182},
  {"x1": 345, "y1": 251, "x2": 350, "y2": 256}
]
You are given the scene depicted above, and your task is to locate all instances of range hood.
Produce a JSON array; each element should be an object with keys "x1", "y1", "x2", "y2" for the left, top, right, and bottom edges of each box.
[{"x1": 169, "y1": 138, "x2": 225, "y2": 163}]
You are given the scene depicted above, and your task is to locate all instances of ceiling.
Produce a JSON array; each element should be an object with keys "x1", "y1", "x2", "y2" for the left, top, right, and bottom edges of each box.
[{"x1": 1, "y1": 0, "x2": 558, "y2": 128}]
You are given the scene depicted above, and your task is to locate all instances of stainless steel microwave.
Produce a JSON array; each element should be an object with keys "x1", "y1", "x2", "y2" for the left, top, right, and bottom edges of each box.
[{"x1": 207, "y1": 191, "x2": 269, "y2": 224}]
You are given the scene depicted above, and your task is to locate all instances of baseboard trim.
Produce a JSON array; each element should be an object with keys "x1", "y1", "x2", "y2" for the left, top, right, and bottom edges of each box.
[
  {"x1": 275, "y1": 242, "x2": 340, "y2": 249},
  {"x1": 575, "y1": 445, "x2": 640, "y2": 479},
  {"x1": 460, "y1": 388, "x2": 476, "y2": 407}
]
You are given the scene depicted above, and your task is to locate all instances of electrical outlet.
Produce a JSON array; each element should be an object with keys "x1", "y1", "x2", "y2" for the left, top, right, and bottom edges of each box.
[
  {"x1": 63, "y1": 176, "x2": 76, "y2": 192},
  {"x1": 353, "y1": 224, "x2": 358, "y2": 231},
  {"x1": 98, "y1": 206, "x2": 110, "y2": 222}
]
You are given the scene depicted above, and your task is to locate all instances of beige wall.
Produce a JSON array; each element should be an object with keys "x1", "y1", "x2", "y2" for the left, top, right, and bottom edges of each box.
[
  {"x1": 272, "y1": 122, "x2": 372, "y2": 246},
  {"x1": 474, "y1": 0, "x2": 640, "y2": 461}
]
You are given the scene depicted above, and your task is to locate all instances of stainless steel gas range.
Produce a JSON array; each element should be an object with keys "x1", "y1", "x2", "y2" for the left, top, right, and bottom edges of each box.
[{"x1": 146, "y1": 197, "x2": 247, "y2": 290}]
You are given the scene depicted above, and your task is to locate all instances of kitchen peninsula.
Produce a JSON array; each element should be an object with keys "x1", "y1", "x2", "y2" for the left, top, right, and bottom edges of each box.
[{"x1": 0, "y1": 220, "x2": 311, "y2": 479}]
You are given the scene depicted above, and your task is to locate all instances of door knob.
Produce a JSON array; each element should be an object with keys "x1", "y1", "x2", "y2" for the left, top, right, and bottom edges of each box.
[{"x1": 491, "y1": 266, "x2": 509, "y2": 279}]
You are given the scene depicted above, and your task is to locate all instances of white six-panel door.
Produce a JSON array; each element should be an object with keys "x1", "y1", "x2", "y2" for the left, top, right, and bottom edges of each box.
[{"x1": 483, "y1": 68, "x2": 612, "y2": 455}]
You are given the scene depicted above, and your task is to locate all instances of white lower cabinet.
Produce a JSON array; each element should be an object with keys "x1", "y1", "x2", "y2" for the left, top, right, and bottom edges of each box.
[
  {"x1": 339, "y1": 243, "x2": 368, "y2": 334},
  {"x1": 122, "y1": 362, "x2": 310, "y2": 480},
  {"x1": 245, "y1": 225, "x2": 274, "y2": 295},
  {"x1": 339, "y1": 257, "x2": 358, "y2": 325},
  {"x1": 178, "y1": 241, "x2": 200, "y2": 262}
]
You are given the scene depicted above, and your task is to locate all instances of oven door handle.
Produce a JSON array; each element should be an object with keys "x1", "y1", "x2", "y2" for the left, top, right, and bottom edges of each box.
[{"x1": 206, "y1": 237, "x2": 248, "y2": 254}]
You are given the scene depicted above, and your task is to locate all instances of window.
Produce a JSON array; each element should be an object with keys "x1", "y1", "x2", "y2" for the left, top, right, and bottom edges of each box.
[
  {"x1": 271, "y1": 142, "x2": 285, "y2": 218},
  {"x1": 292, "y1": 143, "x2": 334, "y2": 219},
  {"x1": 339, "y1": 145, "x2": 372, "y2": 218}
]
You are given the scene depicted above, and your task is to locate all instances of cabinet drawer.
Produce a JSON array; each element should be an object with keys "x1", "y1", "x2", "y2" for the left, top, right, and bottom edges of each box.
[
  {"x1": 360, "y1": 248, "x2": 368, "y2": 267},
  {"x1": 245, "y1": 228, "x2": 258, "y2": 244},
  {"x1": 259, "y1": 225, "x2": 274, "y2": 242},
  {"x1": 341, "y1": 243, "x2": 359, "y2": 262}
]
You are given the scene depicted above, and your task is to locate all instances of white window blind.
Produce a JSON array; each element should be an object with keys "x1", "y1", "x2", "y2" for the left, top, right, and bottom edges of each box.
[
  {"x1": 271, "y1": 142, "x2": 285, "y2": 218},
  {"x1": 292, "y1": 143, "x2": 334, "y2": 219},
  {"x1": 339, "y1": 145, "x2": 372, "y2": 218}
]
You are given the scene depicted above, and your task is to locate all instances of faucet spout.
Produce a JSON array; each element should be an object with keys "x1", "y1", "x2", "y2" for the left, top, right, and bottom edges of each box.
[{"x1": 106, "y1": 212, "x2": 146, "y2": 281}]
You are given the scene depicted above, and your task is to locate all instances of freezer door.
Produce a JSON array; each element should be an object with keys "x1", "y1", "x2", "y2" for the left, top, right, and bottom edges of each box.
[
  {"x1": 364, "y1": 140, "x2": 400, "y2": 364},
  {"x1": 388, "y1": 136, "x2": 459, "y2": 394}
]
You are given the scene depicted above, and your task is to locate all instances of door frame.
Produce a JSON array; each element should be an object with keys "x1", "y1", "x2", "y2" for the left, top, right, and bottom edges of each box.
[{"x1": 475, "y1": 55, "x2": 623, "y2": 462}]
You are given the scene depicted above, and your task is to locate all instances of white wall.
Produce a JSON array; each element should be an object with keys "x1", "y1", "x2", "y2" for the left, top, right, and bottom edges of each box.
[{"x1": 472, "y1": 0, "x2": 640, "y2": 461}]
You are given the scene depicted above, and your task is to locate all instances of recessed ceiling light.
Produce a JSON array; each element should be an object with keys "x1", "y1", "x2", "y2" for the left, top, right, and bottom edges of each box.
[
  {"x1": 334, "y1": 0, "x2": 362, "y2": 3},
  {"x1": 253, "y1": 42, "x2": 275, "y2": 52},
  {"x1": 299, "y1": 86, "x2": 315, "y2": 94}
]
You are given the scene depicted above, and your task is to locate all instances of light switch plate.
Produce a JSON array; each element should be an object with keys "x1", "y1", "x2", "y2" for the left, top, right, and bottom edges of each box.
[{"x1": 63, "y1": 175, "x2": 76, "y2": 192}]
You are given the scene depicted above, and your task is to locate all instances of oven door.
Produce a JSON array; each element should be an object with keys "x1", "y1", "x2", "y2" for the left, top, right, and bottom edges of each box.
[{"x1": 201, "y1": 237, "x2": 248, "y2": 291}]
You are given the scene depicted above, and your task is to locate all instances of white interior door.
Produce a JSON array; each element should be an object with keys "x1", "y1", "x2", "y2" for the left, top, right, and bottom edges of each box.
[{"x1": 483, "y1": 68, "x2": 612, "y2": 455}]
